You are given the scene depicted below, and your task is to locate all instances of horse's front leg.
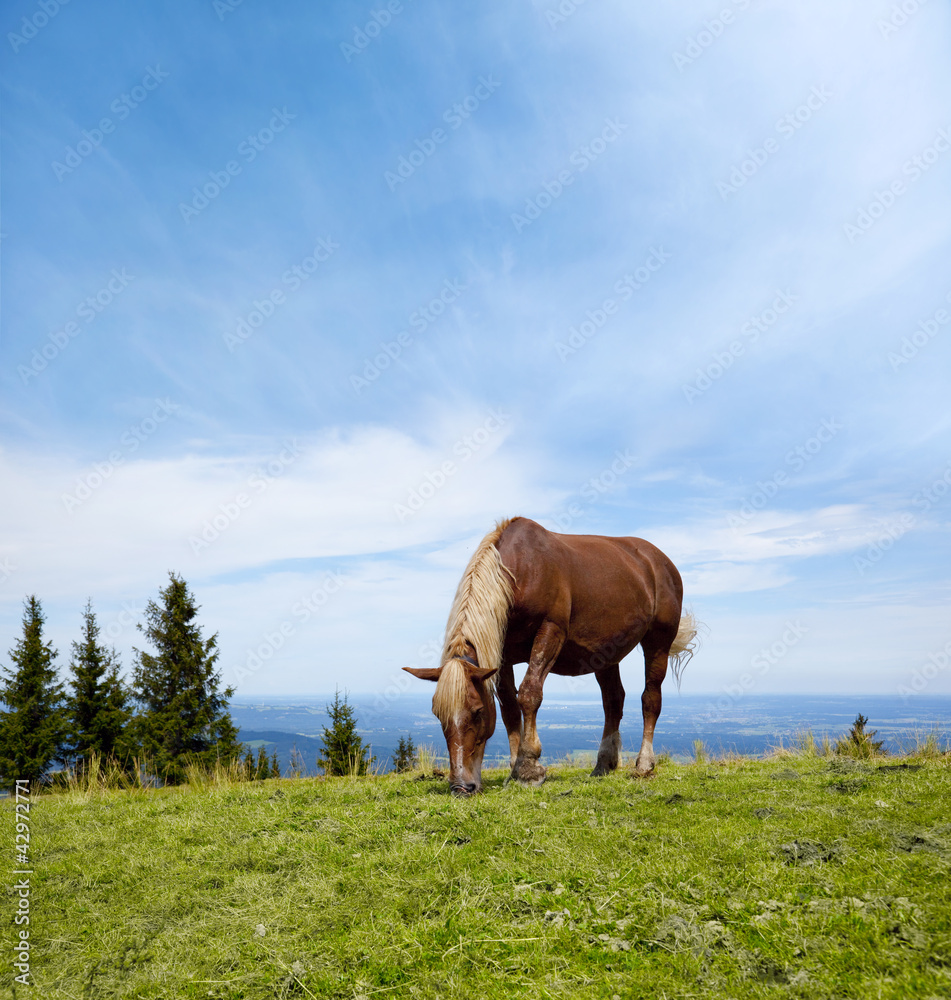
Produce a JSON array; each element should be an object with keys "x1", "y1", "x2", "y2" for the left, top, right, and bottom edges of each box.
[
  {"x1": 496, "y1": 662, "x2": 522, "y2": 768},
  {"x1": 513, "y1": 621, "x2": 565, "y2": 787}
]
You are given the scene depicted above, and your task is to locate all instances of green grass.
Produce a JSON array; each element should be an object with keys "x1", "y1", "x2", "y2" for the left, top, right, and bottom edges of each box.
[{"x1": 11, "y1": 752, "x2": 951, "y2": 999}]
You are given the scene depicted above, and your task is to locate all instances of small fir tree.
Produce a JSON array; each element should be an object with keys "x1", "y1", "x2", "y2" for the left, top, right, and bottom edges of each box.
[
  {"x1": 129, "y1": 573, "x2": 243, "y2": 784},
  {"x1": 835, "y1": 713, "x2": 886, "y2": 759},
  {"x1": 270, "y1": 750, "x2": 281, "y2": 778},
  {"x1": 0, "y1": 596, "x2": 70, "y2": 790},
  {"x1": 392, "y1": 734, "x2": 418, "y2": 772},
  {"x1": 256, "y1": 746, "x2": 269, "y2": 780},
  {"x1": 67, "y1": 601, "x2": 133, "y2": 770},
  {"x1": 316, "y1": 690, "x2": 375, "y2": 776},
  {"x1": 243, "y1": 748, "x2": 255, "y2": 780}
]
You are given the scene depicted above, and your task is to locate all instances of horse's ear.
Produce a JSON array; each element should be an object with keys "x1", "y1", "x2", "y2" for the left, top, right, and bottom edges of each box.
[
  {"x1": 403, "y1": 666, "x2": 442, "y2": 682},
  {"x1": 469, "y1": 665, "x2": 499, "y2": 684}
]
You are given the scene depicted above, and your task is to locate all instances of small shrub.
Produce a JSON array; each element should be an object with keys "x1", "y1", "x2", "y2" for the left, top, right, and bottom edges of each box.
[
  {"x1": 692, "y1": 739, "x2": 707, "y2": 764},
  {"x1": 316, "y1": 690, "x2": 375, "y2": 777},
  {"x1": 392, "y1": 734, "x2": 418, "y2": 773},
  {"x1": 835, "y1": 713, "x2": 886, "y2": 759}
]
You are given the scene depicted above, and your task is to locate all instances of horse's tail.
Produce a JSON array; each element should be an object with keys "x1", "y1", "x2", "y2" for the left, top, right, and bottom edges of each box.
[
  {"x1": 433, "y1": 519, "x2": 515, "y2": 720},
  {"x1": 669, "y1": 609, "x2": 700, "y2": 689}
]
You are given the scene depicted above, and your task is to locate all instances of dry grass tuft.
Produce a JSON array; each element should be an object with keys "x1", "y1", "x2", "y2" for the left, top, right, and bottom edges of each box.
[
  {"x1": 766, "y1": 729, "x2": 835, "y2": 759},
  {"x1": 897, "y1": 725, "x2": 951, "y2": 761}
]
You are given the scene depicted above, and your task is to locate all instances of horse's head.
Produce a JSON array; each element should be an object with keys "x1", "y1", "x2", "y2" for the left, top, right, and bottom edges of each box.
[{"x1": 404, "y1": 657, "x2": 498, "y2": 795}]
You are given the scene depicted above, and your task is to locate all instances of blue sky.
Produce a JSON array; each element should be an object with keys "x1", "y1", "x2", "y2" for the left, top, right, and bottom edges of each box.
[{"x1": 2, "y1": 0, "x2": 950, "y2": 706}]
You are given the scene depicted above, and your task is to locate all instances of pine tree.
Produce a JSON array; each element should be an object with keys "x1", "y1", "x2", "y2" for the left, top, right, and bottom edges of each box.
[
  {"x1": 243, "y1": 748, "x2": 255, "y2": 780},
  {"x1": 270, "y1": 750, "x2": 281, "y2": 779},
  {"x1": 392, "y1": 734, "x2": 418, "y2": 772},
  {"x1": 316, "y1": 690, "x2": 375, "y2": 776},
  {"x1": 67, "y1": 601, "x2": 132, "y2": 770},
  {"x1": 0, "y1": 596, "x2": 70, "y2": 790},
  {"x1": 835, "y1": 713, "x2": 886, "y2": 759},
  {"x1": 129, "y1": 573, "x2": 244, "y2": 784},
  {"x1": 256, "y1": 746, "x2": 269, "y2": 780}
]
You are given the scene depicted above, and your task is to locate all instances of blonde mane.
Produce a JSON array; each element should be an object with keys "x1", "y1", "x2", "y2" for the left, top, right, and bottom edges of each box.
[{"x1": 432, "y1": 518, "x2": 516, "y2": 725}]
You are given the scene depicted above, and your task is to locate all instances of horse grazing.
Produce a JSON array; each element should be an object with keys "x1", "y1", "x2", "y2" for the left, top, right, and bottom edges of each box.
[{"x1": 405, "y1": 517, "x2": 697, "y2": 795}]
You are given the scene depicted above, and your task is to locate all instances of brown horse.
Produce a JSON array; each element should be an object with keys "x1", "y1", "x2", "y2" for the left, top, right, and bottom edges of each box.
[{"x1": 405, "y1": 517, "x2": 698, "y2": 795}]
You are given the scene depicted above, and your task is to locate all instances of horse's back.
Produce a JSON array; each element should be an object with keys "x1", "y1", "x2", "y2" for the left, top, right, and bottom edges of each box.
[
  {"x1": 499, "y1": 517, "x2": 680, "y2": 591},
  {"x1": 497, "y1": 518, "x2": 683, "y2": 651}
]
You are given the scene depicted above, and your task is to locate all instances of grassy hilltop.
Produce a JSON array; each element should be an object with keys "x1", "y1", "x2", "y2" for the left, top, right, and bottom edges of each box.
[{"x1": 13, "y1": 751, "x2": 951, "y2": 1000}]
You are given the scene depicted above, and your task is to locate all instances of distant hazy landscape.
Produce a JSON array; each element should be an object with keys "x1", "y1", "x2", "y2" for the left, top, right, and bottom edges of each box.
[{"x1": 231, "y1": 693, "x2": 951, "y2": 774}]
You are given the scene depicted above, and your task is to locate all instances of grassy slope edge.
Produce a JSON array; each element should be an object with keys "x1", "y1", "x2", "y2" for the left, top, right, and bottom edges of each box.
[{"x1": 12, "y1": 756, "x2": 951, "y2": 1000}]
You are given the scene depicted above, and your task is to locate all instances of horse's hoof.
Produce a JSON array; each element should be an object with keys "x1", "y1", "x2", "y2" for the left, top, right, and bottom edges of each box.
[
  {"x1": 590, "y1": 765, "x2": 610, "y2": 777},
  {"x1": 517, "y1": 775, "x2": 546, "y2": 788},
  {"x1": 630, "y1": 768, "x2": 655, "y2": 780},
  {"x1": 512, "y1": 762, "x2": 547, "y2": 786}
]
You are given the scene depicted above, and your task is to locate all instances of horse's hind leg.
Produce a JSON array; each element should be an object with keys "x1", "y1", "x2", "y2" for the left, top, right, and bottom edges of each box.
[
  {"x1": 592, "y1": 664, "x2": 624, "y2": 776},
  {"x1": 634, "y1": 627, "x2": 674, "y2": 776}
]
